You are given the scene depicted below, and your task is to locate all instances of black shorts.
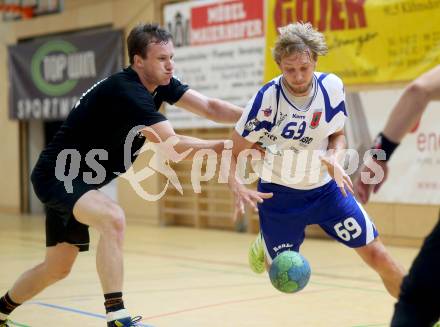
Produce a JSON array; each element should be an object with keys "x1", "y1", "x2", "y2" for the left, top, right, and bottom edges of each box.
[
  {"x1": 46, "y1": 205, "x2": 90, "y2": 251},
  {"x1": 31, "y1": 168, "x2": 97, "y2": 252}
]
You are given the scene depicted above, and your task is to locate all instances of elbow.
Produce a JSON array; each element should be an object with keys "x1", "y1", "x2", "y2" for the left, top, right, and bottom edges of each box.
[{"x1": 406, "y1": 81, "x2": 430, "y2": 106}]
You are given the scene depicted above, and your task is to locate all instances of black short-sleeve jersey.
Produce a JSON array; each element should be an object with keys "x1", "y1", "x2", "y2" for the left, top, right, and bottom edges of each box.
[{"x1": 34, "y1": 66, "x2": 189, "y2": 186}]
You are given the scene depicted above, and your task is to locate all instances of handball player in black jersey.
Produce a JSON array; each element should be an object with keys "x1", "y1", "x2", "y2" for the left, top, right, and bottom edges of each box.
[
  {"x1": 355, "y1": 65, "x2": 440, "y2": 327},
  {"x1": 0, "y1": 24, "x2": 243, "y2": 327}
]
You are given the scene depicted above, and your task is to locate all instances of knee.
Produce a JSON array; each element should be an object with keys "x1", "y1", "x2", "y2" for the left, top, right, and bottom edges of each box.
[
  {"x1": 364, "y1": 246, "x2": 390, "y2": 270},
  {"x1": 101, "y1": 203, "x2": 126, "y2": 236}
]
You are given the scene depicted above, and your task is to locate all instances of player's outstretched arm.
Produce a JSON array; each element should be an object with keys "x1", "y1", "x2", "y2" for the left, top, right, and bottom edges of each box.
[
  {"x1": 355, "y1": 64, "x2": 440, "y2": 204},
  {"x1": 226, "y1": 131, "x2": 273, "y2": 221},
  {"x1": 382, "y1": 64, "x2": 440, "y2": 143},
  {"x1": 142, "y1": 120, "x2": 227, "y2": 161},
  {"x1": 175, "y1": 89, "x2": 243, "y2": 124}
]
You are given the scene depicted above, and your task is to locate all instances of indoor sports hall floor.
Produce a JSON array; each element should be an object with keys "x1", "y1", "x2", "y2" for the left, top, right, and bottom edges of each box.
[{"x1": 1, "y1": 212, "x2": 418, "y2": 327}]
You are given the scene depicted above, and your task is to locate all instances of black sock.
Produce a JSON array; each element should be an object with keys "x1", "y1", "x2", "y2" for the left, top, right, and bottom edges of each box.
[
  {"x1": 0, "y1": 292, "x2": 21, "y2": 321},
  {"x1": 104, "y1": 292, "x2": 125, "y2": 313}
]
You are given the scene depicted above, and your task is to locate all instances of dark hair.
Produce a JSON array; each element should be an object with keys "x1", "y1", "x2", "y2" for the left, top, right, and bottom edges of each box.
[{"x1": 127, "y1": 23, "x2": 173, "y2": 64}]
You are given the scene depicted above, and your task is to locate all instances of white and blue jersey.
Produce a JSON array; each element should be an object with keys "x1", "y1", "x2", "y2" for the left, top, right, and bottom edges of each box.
[
  {"x1": 235, "y1": 72, "x2": 378, "y2": 260},
  {"x1": 236, "y1": 72, "x2": 348, "y2": 189}
]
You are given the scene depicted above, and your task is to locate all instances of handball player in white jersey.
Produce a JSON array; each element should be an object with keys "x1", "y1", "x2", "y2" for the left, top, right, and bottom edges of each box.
[{"x1": 227, "y1": 22, "x2": 404, "y2": 298}]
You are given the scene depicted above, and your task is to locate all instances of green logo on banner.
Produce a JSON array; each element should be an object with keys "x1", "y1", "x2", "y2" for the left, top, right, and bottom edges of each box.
[{"x1": 31, "y1": 40, "x2": 78, "y2": 96}]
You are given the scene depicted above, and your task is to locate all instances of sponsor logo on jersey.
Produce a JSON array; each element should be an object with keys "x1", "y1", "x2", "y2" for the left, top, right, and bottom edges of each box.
[
  {"x1": 292, "y1": 113, "x2": 306, "y2": 120},
  {"x1": 262, "y1": 106, "x2": 272, "y2": 117},
  {"x1": 310, "y1": 110, "x2": 322, "y2": 129},
  {"x1": 266, "y1": 144, "x2": 282, "y2": 156},
  {"x1": 244, "y1": 118, "x2": 260, "y2": 132},
  {"x1": 288, "y1": 146, "x2": 300, "y2": 153},
  {"x1": 299, "y1": 136, "x2": 314, "y2": 147},
  {"x1": 263, "y1": 131, "x2": 277, "y2": 141},
  {"x1": 276, "y1": 112, "x2": 287, "y2": 127}
]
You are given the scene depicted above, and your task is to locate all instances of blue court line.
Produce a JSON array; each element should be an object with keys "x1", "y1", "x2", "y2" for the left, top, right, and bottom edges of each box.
[
  {"x1": 30, "y1": 302, "x2": 154, "y2": 327},
  {"x1": 9, "y1": 320, "x2": 31, "y2": 327}
]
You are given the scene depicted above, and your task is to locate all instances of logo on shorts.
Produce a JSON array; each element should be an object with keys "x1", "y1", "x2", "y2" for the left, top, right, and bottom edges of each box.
[{"x1": 273, "y1": 243, "x2": 293, "y2": 252}]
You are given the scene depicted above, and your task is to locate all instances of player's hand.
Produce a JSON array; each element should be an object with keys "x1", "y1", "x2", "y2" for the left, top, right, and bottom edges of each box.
[
  {"x1": 320, "y1": 154, "x2": 354, "y2": 197},
  {"x1": 228, "y1": 180, "x2": 273, "y2": 221},
  {"x1": 354, "y1": 159, "x2": 388, "y2": 204}
]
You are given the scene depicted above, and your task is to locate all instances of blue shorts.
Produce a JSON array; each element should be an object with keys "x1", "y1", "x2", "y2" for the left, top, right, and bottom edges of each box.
[{"x1": 257, "y1": 180, "x2": 378, "y2": 261}]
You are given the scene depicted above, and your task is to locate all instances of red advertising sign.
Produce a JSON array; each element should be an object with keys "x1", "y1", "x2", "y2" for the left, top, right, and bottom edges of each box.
[{"x1": 190, "y1": 0, "x2": 264, "y2": 45}]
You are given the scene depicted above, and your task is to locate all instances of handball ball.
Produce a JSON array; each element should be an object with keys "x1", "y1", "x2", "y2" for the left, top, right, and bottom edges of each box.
[{"x1": 269, "y1": 251, "x2": 311, "y2": 293}]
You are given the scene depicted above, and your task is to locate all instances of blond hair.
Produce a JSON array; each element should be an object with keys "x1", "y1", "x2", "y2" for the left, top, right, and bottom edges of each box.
[{"x1": 273, "y1": 22, "x2": 328, "y2": 64}]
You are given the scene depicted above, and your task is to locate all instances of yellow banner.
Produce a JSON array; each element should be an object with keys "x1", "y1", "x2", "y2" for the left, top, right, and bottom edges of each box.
[{"x1": 264, "y1": 0, "x2": 440, "y2": 85}]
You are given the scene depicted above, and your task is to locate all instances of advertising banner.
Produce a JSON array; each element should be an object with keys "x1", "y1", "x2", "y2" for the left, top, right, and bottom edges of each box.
[
  {"x1": 345, "y1": 89, "x2": 440, "y2": 205},
  {"x1": 264, "y1": 0, "x2": 440, "y2": 85},
  {"x1": 8, "y1": 29, "x2": 123, "y2": 120},
  {"x1": 164, "y1": 0, "x2": 265, "y2": 128}
]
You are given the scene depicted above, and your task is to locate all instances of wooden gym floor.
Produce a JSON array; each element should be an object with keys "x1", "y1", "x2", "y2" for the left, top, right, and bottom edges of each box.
[{"x1": 0, "y1": 212, "x2": 419, "y2": 327}]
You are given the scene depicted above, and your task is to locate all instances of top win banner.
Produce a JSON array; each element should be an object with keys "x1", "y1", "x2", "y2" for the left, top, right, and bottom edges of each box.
[
  {"x1": 164, "y1": 0, "x2": 265, "y2": 129},
  {"x1": 264, "y1": 0, "x2": 440, "y2": 84},
  {"x1": 8, "y1": 29, "x2": 123, "y2": 120}
]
